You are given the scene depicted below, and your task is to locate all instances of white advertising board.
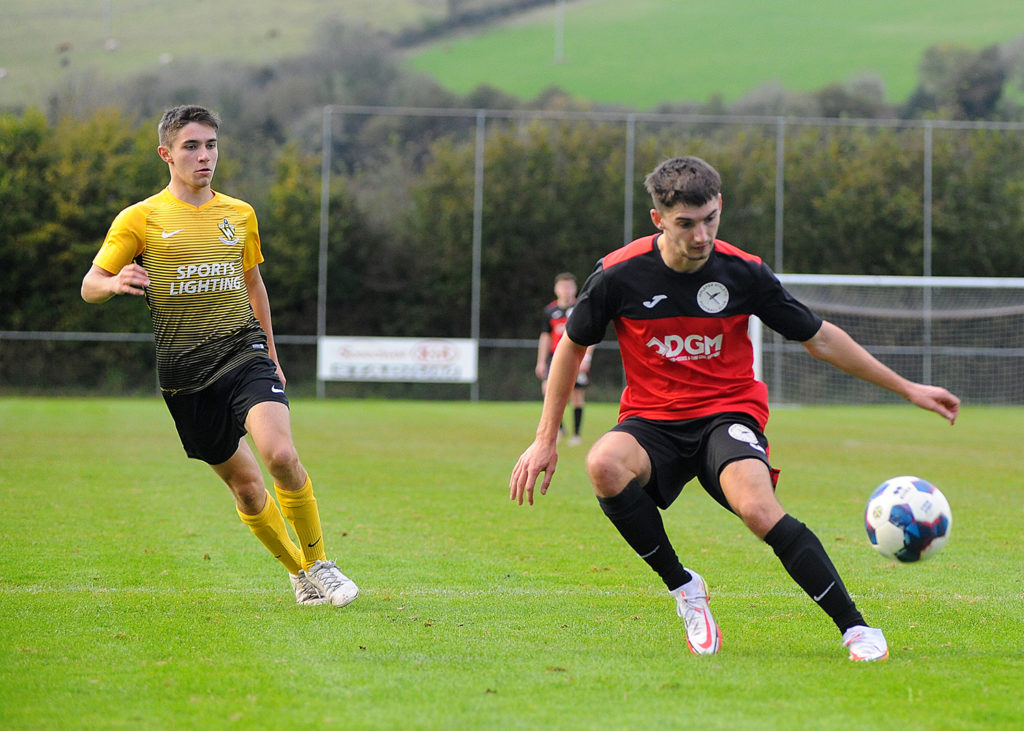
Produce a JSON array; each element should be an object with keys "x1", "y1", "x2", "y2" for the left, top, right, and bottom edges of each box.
[{"x1": 317, "y1": 337, "x2": 478, "y2": 383}]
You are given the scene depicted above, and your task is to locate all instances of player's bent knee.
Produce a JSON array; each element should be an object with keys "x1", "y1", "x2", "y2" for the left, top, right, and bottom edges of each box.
[
  {"x1": 584, "y1": 452, "x2": 630, "y2": 499},
  {"x1": 261, "y1": 444, "x2": 301, "y2": 476},
  {"x1": 230, "y1": 479, "x2": 268, "y2": 514},
  {"x1": 585, "y1": 433, "x2": 648, "y2": 496},
  {"x1": 735, "y1": 501, "x2": 785, "y2": 539}
]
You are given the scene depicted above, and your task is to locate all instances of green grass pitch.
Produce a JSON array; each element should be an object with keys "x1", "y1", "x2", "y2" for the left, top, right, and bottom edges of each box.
[{"x1": 1, "y1": 397, "x2": 1022, "y2": 728}]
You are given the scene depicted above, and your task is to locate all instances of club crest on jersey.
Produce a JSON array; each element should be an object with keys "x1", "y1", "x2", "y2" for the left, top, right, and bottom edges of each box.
[
  {"x1": 697, "y1": 281, "x2": 729, "y2": 313},
  {"x1": 218, "y1": 218, "x2": 240, "y2": 245}
]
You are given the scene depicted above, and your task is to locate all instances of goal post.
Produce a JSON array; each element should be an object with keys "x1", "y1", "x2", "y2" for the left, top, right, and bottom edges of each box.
[{"x1": 752, "y1": 275, "x2": 1024, "y2": 406}]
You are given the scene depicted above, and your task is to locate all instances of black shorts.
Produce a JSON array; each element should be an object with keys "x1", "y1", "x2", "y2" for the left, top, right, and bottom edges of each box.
[
  {"x1": 610, "y1": 412, "x2": 778, "y2": 511},
  {"x1": 162, "y1": 356, "x2": 289, "y2": 465}
]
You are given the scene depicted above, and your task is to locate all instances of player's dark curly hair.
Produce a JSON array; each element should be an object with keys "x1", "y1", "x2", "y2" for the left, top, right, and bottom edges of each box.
[
  {"x1": 158, "y1": 105, "x2": 220, "y2": 148},
  {"x1": 644, "y1": 156, "x2": 721, "y2": 210}
]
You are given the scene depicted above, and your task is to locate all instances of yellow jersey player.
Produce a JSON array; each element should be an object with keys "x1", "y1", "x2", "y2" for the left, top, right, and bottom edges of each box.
[{"x1": 81, "y1": 105, "x2": 357, "y2": 607}]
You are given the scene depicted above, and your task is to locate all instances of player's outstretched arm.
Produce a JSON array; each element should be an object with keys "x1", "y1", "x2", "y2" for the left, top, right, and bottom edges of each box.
[
  {"x1": 509, "y1": 336, "x2": 588, "y2": 505},
  {"x1": 802, "y1": 320, "x2": 960, "y2": 424}
]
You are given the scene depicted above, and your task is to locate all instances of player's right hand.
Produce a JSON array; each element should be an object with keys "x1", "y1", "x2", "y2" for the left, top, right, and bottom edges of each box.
[
  {"x1": 114, "y1": 263, "x2": 150, "y2": 296},
  {"x1": 509, "y1": 440, "x2": 558, "y2": 506}
]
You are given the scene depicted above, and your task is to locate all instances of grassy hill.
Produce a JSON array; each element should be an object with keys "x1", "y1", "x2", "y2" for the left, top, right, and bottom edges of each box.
[
  {"x1": 1, "y1": 0, "x2": 1021, "y2": 111},
  {"x1": 0, "y1": 0, "x2": 435, "y2": 108},
  {"x1": 405, "y1": 0, "x2": 1024, "y2": 108}
]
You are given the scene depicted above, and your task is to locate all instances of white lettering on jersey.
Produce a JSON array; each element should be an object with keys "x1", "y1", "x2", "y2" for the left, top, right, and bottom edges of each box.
[
  {"x1": 646, "y1": 333, "x2": 723, "y2": 361},
  {"x1": 169, "y1": 262, "x2": 243, "y2": 296}
]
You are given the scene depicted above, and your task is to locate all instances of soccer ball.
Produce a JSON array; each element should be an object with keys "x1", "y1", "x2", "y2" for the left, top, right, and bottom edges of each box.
[{"x1": 864, "y1": 476, "x2": 952, "y2": 562}]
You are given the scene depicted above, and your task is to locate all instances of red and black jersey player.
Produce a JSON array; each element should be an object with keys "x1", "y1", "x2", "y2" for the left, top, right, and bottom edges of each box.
[
  {"x1": 509, "y1": 156, "x2": 960, "y2": 662},
  {"x1": 536, "y1": 272, "x2": 595, "y2": 446}
]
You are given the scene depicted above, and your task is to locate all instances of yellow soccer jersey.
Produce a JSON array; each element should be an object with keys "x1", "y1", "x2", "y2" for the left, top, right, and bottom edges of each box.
[{"x1": 94, "y1": 187, "x2": 270, "y2": 393}]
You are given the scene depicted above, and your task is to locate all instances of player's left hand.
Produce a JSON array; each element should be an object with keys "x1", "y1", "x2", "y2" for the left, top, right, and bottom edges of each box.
[{"x1": 907, "y1": 383, "x2": 960, "y2": 425}]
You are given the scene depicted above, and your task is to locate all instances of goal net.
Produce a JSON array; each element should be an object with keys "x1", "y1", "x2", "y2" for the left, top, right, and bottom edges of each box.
[{"x1": 753, "y1": 275, "x2": 1024, "y2": 406}]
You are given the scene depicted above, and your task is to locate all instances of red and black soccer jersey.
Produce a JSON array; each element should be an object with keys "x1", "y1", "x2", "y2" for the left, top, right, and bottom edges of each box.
[
  {"x1": 542, "y1": 300, "x2": 575, "y2": 354},
  {"x1": 566, "y1": 235, "x2": 822, "y2": 428}
]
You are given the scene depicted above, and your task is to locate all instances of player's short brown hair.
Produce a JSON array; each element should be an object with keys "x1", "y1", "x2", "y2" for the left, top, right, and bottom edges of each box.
[
  {"x1": 554, "y1": 272, "x2": 577, "y2": 285},
  {"x1": 644, "y1": 156, "x2": 721, "y2": 211},
  {"x1": 158, "y1": 105, "x2": 220, "y2": 148}
]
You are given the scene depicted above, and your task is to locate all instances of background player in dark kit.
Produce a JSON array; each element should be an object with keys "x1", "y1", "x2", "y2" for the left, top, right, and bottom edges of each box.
[
  {"x1": 510, "y1": 156, "x2": 960, "y2": 661},
  {"x1": 536, "y1": 272, "x2": 594, "y2": 445}
]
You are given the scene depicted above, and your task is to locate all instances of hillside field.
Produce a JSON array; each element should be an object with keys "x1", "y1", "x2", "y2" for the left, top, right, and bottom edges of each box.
[
  {"x1": 406, "y1": 0, "x2": 1024, "y2": 107},
  {"x1": 0, "y1": 0, "x2": 434, "y2": 108},
  {"x1": 2, "y1": 0, "x2": 1021, "y2": 111}
]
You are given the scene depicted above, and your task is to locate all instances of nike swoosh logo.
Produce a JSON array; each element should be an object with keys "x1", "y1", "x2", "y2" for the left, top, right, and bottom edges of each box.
[
  {"x1": 161, "y1": 228, "x2": 185, "y2": 239},
  {"x1": 307, "y1": 536, "x2": 322, "y2": 549},
  {"x1": 694, "y1": 607, "x2": 715, "y2": 651},
  {"x1": 271, "y1": 386, "x2": 285, "y2": 394},
  {"x1": 643, "y1": 294, "x2": 668, "y2": 308},
  {"x1": 813, "y1": 581, "x2": 836, "y2": 602}
]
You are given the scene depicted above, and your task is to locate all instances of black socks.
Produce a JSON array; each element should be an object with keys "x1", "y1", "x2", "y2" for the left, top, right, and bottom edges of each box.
[
  {"x1": 598, "y1": 489, "x2": 865, "y2": 631},
  {"x1": 764, "y1": 514, "x2": 865, "y2": 632},
  {"x1": 598, "y1": 479, "x2": 690, "y2": 591}
]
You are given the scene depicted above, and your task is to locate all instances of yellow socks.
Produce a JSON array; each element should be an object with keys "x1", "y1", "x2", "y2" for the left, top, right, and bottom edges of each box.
[
  {"x1": 275, "y1": 476, "x2": 327, "y2": 570},
  {"x1": 236, "y1": 490, "x2": 302, "y2": 575}
]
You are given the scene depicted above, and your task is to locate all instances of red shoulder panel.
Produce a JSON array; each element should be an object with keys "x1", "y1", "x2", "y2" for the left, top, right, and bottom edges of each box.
[{"x1": 602, "y1": 235, "x2": 657, "y2": 270}]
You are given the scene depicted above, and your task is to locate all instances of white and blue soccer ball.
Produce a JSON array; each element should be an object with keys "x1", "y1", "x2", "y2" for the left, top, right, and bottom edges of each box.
[{"x1": 864, "y1": 476, "x2": 952, "y2": 562}]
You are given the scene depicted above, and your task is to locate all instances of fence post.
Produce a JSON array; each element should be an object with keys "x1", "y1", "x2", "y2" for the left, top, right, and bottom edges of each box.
[
  {"x1": 922, "y1": 120, "x2": 934, "y2": 383},
  {"x1": 771, "y1": 116, "x2": 786, "y2": 401},
  {"x1": 774, "y1": 116, "x2": 786, "y2": 273},
  {"x1": 470, "y1": 110, "x2": 486, "y2": 402},
  {"x1": 316, "y1": 105, "x2": 333, "y2": 399},
  {"x1": 623, "y1": 114, "x2": 636, "y2": 245}
]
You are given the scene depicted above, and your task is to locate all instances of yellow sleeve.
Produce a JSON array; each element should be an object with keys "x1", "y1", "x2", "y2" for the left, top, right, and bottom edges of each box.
[
  {"x1": 242, "y1": 207, "x2": 264, "y2": 272},
  {"x1": 93, "y1": 204, "x2": 147, "y2": 273}
]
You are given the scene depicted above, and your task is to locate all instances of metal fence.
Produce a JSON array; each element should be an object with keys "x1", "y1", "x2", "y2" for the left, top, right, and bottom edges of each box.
[{"x1": 4, "y1": 106, "x2": 1024, "y2": 401}]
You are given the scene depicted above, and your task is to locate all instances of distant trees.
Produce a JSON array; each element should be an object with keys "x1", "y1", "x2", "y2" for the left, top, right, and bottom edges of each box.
[{"x1": 904, "y1": 43, "x2": 1010, "y2": 120}]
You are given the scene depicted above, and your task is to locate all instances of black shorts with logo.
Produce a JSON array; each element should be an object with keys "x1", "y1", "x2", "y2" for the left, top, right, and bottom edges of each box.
[
  {"x1": 610, "y1": 412, "x2": 779, "y2": 511},
  {"x1": 162, "y1": 356, "x2": 289, "y2": 465}
]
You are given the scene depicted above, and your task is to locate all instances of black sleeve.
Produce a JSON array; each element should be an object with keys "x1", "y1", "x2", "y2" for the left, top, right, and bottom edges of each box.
[
  {"x1": 566, "y1": 261, "x2": 614, "y2": 346},
  {"x1": 752, "y1": 264, "x2": 823, "y2": 342}
]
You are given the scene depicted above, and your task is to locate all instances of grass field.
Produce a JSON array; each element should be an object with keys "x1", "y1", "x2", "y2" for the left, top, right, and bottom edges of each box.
[
  {"x1": 0, "y1": 0, "x2": 435, "y2": 108},
  {"x1": 406, "y1": 0, "x2": 1024, "y2": 107},
  {"x1": 1, "y1": 398, "x2": 1022, "y2": 728}
]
